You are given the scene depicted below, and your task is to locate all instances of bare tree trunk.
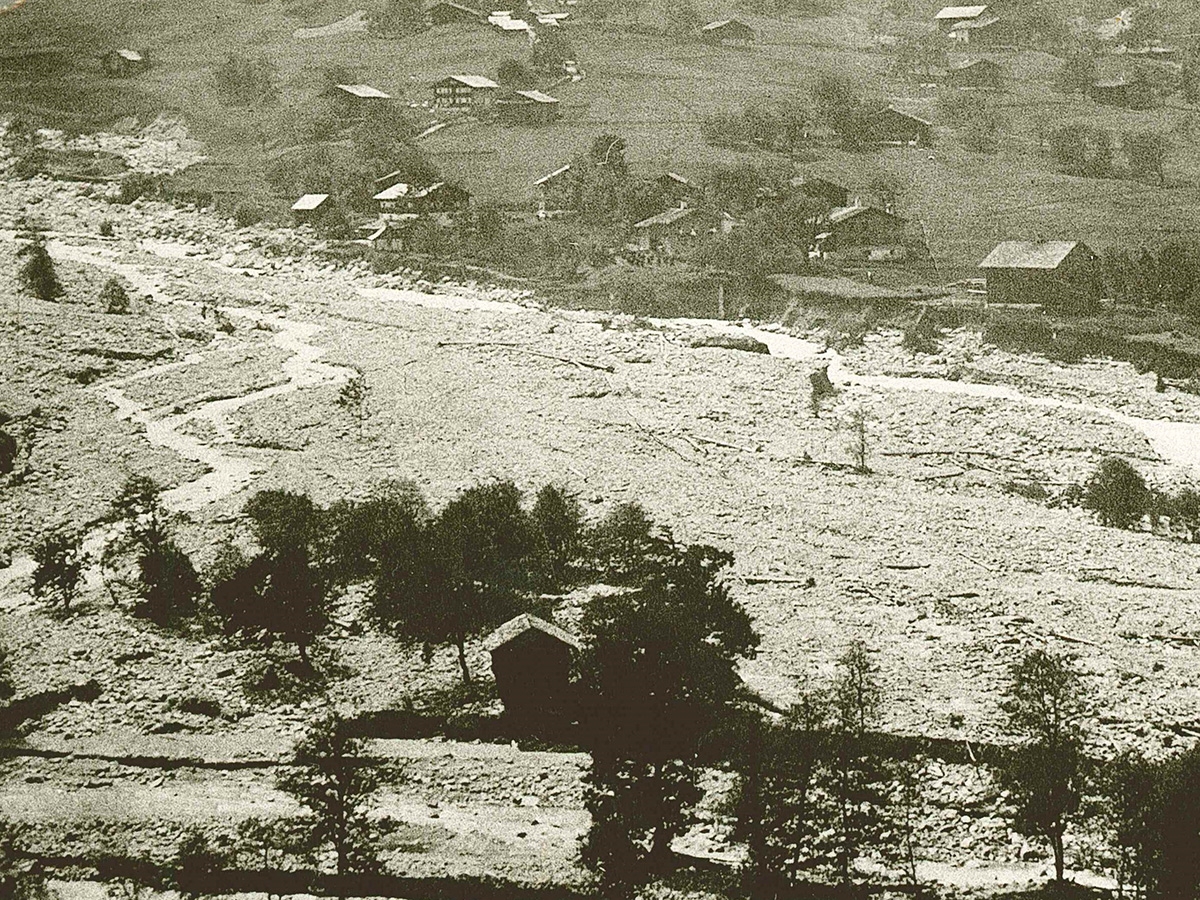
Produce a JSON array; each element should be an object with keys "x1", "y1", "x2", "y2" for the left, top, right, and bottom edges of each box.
[
  {"x1": 456, "y1": 638, "x2": 472, "y2": 684},
  {"x1": 1052, "y1": 830, "x2": 1065, "y2": 882}
]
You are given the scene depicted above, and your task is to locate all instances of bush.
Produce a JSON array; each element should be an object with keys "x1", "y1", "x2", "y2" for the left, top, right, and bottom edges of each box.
[
  {"x1": 100, "y1": 277, "x2": 131, "y2": 314},
  {"x1": 233, "y1": 203, "x2": 262, "y2": 228},
  {"x1": 213, "y1": 53, "x2": 278, "y2": 106},
  {"x1": 30, "y1": 528, "x2": 86, "y2": 612},
  {"x1": 1084, "y1": 457, "x2": 1149, "y2": 528},
  {"x1": 16, "y1": 241, "x2": 63, "y2": 301},
  {"x1": 117, "y1": 172, "x2": 163, "y2": 204},
  {"x1": 98, "y1": 219, "x2": 114, "y2": 237}
]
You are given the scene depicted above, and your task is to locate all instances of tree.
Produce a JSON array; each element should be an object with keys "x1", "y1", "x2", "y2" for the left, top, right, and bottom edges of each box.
[
  {"x1": 1084, "y1": 456, "x2": 1149, "y2": 528},
  {"x1": 338, "y1": 373, "x2": 370, "y2": 439},
  {"x1": 1056, "y1": 50, "x2": 1096, "y2": 95},
  {"x1": 531, "y1": 483, "x2": 584, "y2": 589},
  {"x1": 0, "y1": 821, "x2": 52, "y2": 900},
  {"x1": 17, "y1": 241, "x2": 63, "y2": 302},
  {"x1": 211, "y1": 490, "x2": 333, "y2": 668},
  {"x1": 30, "y1": 527, "x2": 86, "y2": 612},
  {"x1": 213, "y1": 54, "x2": 278, "y2": 106},
  {"x1": 844, "y1": 408, "x2": 870, "y2": 473},
  {"x1": 105, "y1": 476, "x2": 201, "y2": 626},
  {"x1": 586, "y1": 502, "x2": 673, "y2": 585},
  {"x1": 371, "y1": 0, "x2": 429, "y2": 35},
  {"x1": 170, "y1": 826, "x2": 235, "y2": 900},
  {"x1": 531, "y1": 28, "x2": 575, "y2": 75},
  {"x1": 275, "y1": 712, "x2": 384, "y2": 876},
  {"x1": 580, "y1": 539, "x2": 759, "y2": 892},
  {"x1": 1124, "y1": 130, "x2": 1169, "y2": 184},
  {"x1": 498, "y1": 58, "x2": 537, "y2": 89},
  {"x1": 101, "y1": 277, "x2": 131, "y2": 314},
  {"x1": 368, "y1": 481, "x2": 534, "y2": 683},
  {"x1": 999, "y1": 649, "x2": 1088, "y2": 883}
]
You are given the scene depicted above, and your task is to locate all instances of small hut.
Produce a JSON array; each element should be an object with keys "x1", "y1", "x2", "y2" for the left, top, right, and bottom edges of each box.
[
  {"x1": 102, "y1": 49, "x2": 149, "y2": 77},
  {"x1": 485, "y1": 613, "x2": 582, "y2": 721}
]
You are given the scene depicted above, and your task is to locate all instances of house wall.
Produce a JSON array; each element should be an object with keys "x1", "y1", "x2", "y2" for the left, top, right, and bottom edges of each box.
[
  {"x1": 490, "y1": 633, "x2": 575, "y2": 719},
  {"x1": 984, "y1": 261, "x2": 1100, "y2": 310},
  {"x1": 830, "y1": 211, "x2": 907, "y2": 247}
]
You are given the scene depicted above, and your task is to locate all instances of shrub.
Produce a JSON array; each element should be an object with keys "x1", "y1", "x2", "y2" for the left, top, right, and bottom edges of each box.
[
  {"x1": 213, "y1": 53, "x2": 278, "y2": 106},
  {"x1": 16, "y1": 241, "x2": 63, "y2": 301},
  {"x1": 117, "y1": 172, "x2": 162, "y2": 204},
  {"x1": 233, "y1": 203, "x2": 262, "y2": 228},
  {"x1": 98, "y1": 219, "x2": 114, "y2": 237},
  {"x1": 30, "y1": 528, "x2": 86, "y2": 612},
  {"x1": 101, "y1": 277, "x2": 131, "y2": 314},
  {"x1": 1084, "y1": 457, "x2": 1149, "y2": 528}
]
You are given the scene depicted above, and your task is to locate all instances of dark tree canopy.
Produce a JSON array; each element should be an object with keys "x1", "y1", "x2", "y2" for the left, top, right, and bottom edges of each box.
[{"x1": 16, "y1": 241, "x2": 63, "y2": 302}]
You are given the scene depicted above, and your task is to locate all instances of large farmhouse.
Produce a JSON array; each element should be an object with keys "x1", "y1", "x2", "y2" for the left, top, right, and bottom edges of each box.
[
  {"x1": 818, "y1": 204, "x2": 909, "y2": 259},
  {"x1": 978, "y1": 240, "x2": 1101, "y2": 310},
  {"x1": 432, "y1": 75, "x2": 500, "y2": 109},
  {"x1": 373, "y1": 181, "x2": 470, "y2": 216}
]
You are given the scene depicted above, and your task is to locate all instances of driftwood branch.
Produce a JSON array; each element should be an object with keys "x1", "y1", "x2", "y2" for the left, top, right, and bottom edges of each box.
[{"x1": 436, "y1": 340, "x2": 615, "y2": 373}]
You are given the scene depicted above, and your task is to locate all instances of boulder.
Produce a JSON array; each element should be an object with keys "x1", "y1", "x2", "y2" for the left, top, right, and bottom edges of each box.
[{"x1": 689, "y1": 333, "x2": 770, "y2": 355}]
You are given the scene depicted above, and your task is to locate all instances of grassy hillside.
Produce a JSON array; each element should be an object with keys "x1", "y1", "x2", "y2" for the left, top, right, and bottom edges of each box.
[{"x1": 7, "y1": 0, "x2": 1200, "y2": 279}]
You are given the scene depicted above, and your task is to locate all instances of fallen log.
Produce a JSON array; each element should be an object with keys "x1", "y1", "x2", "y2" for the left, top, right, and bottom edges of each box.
[
  {"x1": 1122, "y1": 631, "x2": 1200, "y2": 647},
  {"x1": 685, "y1": 433, "x2": 761, "y2": 454},
  {"x1": 743, "y1": 575, "x2": 813, "y2": 585},
  {"x1": 1078, "y1": 573, "x2": 1190, "y2": 591},
  {"x1": 436, "y1": 340, "x2": 615, "y2": 373}
]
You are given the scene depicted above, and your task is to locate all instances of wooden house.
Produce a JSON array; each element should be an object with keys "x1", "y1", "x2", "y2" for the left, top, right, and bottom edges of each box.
[
  {"x1": 290, "y1": 193, "x2": 330, "y2": 225},
  {"x1": 934, "y1": 4, "x2": 989, "y2": 31},
  {"x1": 373, "y1": 181, "x2": 470, "y2": 216},
  {"x1": 101, "y1": 48, "x2": 149, "y2": 77},
  {"x1": 331, "y1": 83, "x2": 393, "y2": 115},
  {"x1": 817, "y1": 204, "x2": 909, "y2": 259},
  {"x1": 485, "y1": 613, "x2": 582, "y2": 721},
  {"x1": 699, "y1": 18, "x2": 755, "y2": 46},
  {"x1": 655, "y1": 172, "x2": 703, "y2": 207},
  {"x1": 497, "y1": 89, "x2": 562, "y2": 125},
  {"x1": 432, "y1": 74, "x2": 501, "y2": 109},
  {"x1": 789, "y1": 174, "x2": 851, "y2": 208},
  {"x1": 978, "y1": 240, "x2": 1100, "y2": 310},
  {"x1": 534, "y1": 164, "x2": 574, "y2": 215},
  {"x1": 627, "y1": 206, "x2": 717, "y2": 259},
  {"x1": 948, "y1": 13, "x2": 1016, "y2": 47},
  {"x1": 873, "y1": 106, "x2": 934, "y2": 146},
  {"x1": 427, "y1": 0, "x2": 485, "y2": 24},
  {"x1": 363, "y1": 215, "x2": 422, "y2": 252},
  {"x1": 945, "y1": 58, "x2": 1003, "y2": 89}
]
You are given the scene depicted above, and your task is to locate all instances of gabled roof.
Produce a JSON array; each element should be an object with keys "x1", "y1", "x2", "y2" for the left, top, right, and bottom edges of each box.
[
  {"x1": 951, "y1": 58, "x2": 1001, "y2": 71},
  {"x1": 978, "y1": 240, "x2": 1088, "y2": 269},
  {"x1": 428, "y1": 1, "x2": 484, "y2": 13},
  {"x1": 535, "y1": 163, "x2": 571, "y2": 186},
  {"x1": 1093, "y1": 74, "x2": 1135, "y2": 88},
  {"x1": 659, "y1": 171, "x2": 694, "y2": 187},
  {"x1": 374, "y1": 181, "x2": 453, "y2": 201},
  {"x1": 951, "y1": 12, "x2": 1001, "y2": 30},
  {"x1": 487, "y1": 14, "x2": 531, "y2": 29},
  {"x1": 336, "y1": 83, "x2": 392, "y2": 99},
  {"x1": 634, "y1": 206, "x2": 698, "y2": 228},
  {"x1": 513, "y1": 89, "x2": 559, "y2": 103},
  {"x1": 484, "y1": 613, "x2": 583, "y2": 652},
  {"x1": 701, "y1": 17, "x2": 752, "y2": 30},
  {"x1": 828, "y1": 204, "x2": 907, "y2": 225},
  {"x1": 883, "y1": 105, "x2": 933, "y2": 127},
  {"x1": 114, "y1": 48, "x2": 144, "y2": 62},
  {"x1": 442, "y1": 74, "x2": 500, "y2": 89},
  {"x1": 935, "y1": 4, "x2": 987, "y2": 19},
  {"x1": 291, "y1": 193, "x2": 329, "y2": 211}
]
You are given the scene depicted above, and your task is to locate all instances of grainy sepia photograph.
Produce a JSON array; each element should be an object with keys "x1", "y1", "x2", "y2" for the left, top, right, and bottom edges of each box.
[{"x1": 2, "y1": 0, "x2": 1200, "y2": 898}]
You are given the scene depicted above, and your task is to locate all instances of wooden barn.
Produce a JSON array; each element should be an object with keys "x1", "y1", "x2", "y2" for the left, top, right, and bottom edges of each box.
[
  {"x1": 699, "y1": 18, "x2": 755, "y2": 46},
  {"x1": 373, "y1": 181, "x2": 470, "y2": 216},
  {"x1": 978, "y1": 240, "x2": 1101, "y2": 311},
  {"x1": 433, "y1": 74, "x2": 500, "y2": 109},
  {"x1": 817, "y1": 204, "x2": 909, "y2": 259},
  {"x1": 790, "y1": 174, "x2": 851, "y2": 208},
  {"x1": 363, "y1": 215, "x2": 422, "y2": 252},
  {"x1": 290, "y1": 193, "x2": 330, "y2": 225},
  {"x1": 934, "y1": 4, "x2": 989, "y2": 31},
  {"x1": 534, "y1": 163, "x2": 573, "y2": 215},
  {"x1": 427, "y1": 0, "x2": 485, "y2": 24},
  {"x1": 655, "y1": 172, "x2": 702, "y2": 207},
  {"x1": 628, "y1": 206, "x2": 713, "y2": 258},
  {"x1": 945, "y1": 58, "x2": 1003, "y2": 89},
  {"x1": 330, "y1": 83, "x2": 393, "y2": 115},
  {"x1": 949, "y1": 13, "x2": 1017, "y2": 47},
  {"x1": 873, "y1": 106, "x2": 934, "y2": 146},
  {"x1": 497, "y1": 89, "x2": 561, "y2": 125},
  {"x1": 101, "y1": 48, "x2": 149, "y2": 77},
  {"x1": 485, "y1": 614, "x2": 582, "y2": 721}
]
